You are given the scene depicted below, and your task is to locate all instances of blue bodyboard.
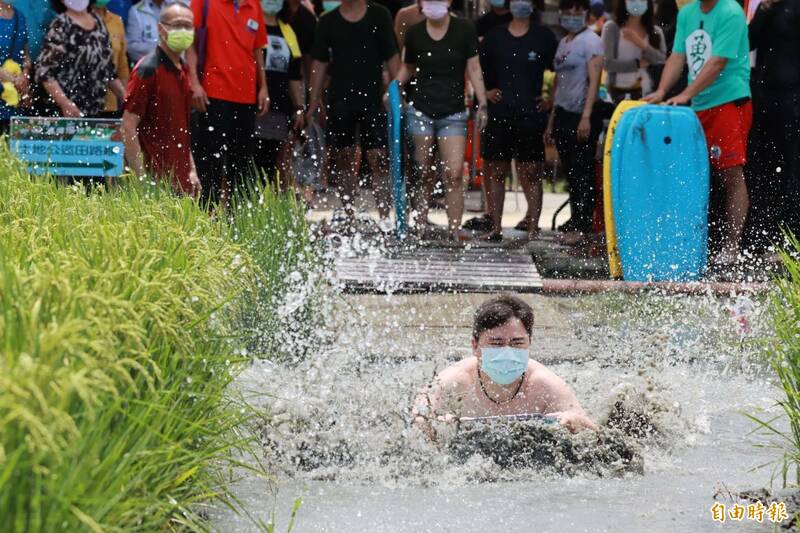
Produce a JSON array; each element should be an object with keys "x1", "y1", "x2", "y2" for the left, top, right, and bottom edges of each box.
[
  {"x1": 387, "y1": 81, "x2": 407, "y2": 238},
  {"x1": 610, "y1": 105, "x2": 710, "y2": 281}
]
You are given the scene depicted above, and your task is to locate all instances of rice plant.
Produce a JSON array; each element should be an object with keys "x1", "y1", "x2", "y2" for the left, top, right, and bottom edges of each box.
[
  {"x1": 749, "y1": 235, "x2": 800, "y2": 487},
  {"x1": 0, "y1": 146, "x2": 313, "y2": 530},
  {"x1": 227, "y1": 181, "x2": 327, "y2": 361}
]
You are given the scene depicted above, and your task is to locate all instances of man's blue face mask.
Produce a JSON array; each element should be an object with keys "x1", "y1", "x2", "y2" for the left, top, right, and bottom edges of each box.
[{"x1": 480, "y1": 346, "x2": 529, "y2": 385}]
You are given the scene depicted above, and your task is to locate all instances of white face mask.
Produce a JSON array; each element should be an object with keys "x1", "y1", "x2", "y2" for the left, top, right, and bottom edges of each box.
[
  {"x1": 64, "y1": 0, "x2": 90, "y2": 11},
  {"x1": 421, "y1": 0, "x2": 449, "y2": 20}
]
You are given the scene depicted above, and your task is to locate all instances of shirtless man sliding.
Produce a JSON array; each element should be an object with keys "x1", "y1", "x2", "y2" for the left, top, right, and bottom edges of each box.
[{"x1": 413, "y1": 295, "x2": 597, "y2": 439}]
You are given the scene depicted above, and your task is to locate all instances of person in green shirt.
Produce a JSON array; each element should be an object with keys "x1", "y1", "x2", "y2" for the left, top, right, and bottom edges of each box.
[{"x1": 644, "y1": 0, "x2": 751, "y2": 269}]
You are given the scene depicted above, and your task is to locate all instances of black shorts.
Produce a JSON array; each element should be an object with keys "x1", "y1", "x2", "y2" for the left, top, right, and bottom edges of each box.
[
  {"x1": 326, "y1": 102, "x2": 388, "y2": 151},
  {"x1": 481, "y1": 114, "x2": 547, "y2": 163}
]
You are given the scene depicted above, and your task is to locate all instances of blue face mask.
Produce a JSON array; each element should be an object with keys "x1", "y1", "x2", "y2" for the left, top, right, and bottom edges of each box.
[
  {"x1": 509, "y1": 0, "x2": 533, "y2": 18},
  {"x1": 322, "y1": 0, "x2": 340, "y2": 10},
  {"x1": 560, "y1": 13, "x2": 586, "y2": 33},
  {"x1": 489, "y1": 0, "x2": 506, "y2": 7},
  {"x1": 625, "y1": 0, "x2": 648, "y2": 16},
  {"x1": 480, "y1": 347, "x2": 529, "y2": 385}
]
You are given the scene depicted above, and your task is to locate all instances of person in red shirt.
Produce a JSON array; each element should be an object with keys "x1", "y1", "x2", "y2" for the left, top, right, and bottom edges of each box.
[
  {"x1": 122, "y1": 2, "x2": 201, "y2": 197},
  {"x1": 186, "y1": 0, "x2": 270, "y2": 207}
]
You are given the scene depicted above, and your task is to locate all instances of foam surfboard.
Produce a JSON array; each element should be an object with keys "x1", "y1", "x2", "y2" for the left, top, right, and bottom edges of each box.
[
  {"x1": 603, "y1": 100, "x2": 645, "y2": 279},
  {"x1": 387, "y1": 81, "x2": 408, "y2": 238},
  {"x1": 610, "y1": 105, "x2": 710, "y2": 281}
]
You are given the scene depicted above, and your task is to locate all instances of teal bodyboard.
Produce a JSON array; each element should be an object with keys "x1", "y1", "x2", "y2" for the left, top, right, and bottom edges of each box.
[
  {"x1": 387, "y1": 81, "x2": 407, "y2": 238},
  {"x1": 610, "y1": 105, "x2": 710, "y2": 281}
]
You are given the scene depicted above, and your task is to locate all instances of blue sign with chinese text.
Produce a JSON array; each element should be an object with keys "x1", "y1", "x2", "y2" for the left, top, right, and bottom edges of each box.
[{"x1": 10, "y1": 117, "x2": 124, "y2": 177}]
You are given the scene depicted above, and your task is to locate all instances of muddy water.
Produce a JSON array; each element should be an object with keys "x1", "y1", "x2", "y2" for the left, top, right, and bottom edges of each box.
[{"x1": 213, "y1": 292, "x2": 783, "y2": 532}]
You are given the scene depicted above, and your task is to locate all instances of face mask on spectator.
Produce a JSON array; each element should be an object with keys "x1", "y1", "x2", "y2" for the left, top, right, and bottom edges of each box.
[
  {"x1": 421, "y1": 0, "x2": 449, "y2": 20},
  {"x1": 625, "y1": 0, "x2": 648, "y2": 16},
  {"x1": 64, "y1": 0, "x2": 90, "y2": 10},
  {"x1": 560, "y1": 12, "x2": 586, "y2": 33},
  {"x1": 322, "y1": 0, "x2": 340, "y2": 11},
  {"x1": 94, "y1": 0, "x2": 112, "y2": 6},
  {"x1": 489, "y1": 0, "x2": 506, "y2": 8},
  {"x1": 509, "y1": 0, "x2": 533, "y2": 18},
  {"x1": 261, "y1": 0, "x2": 284, "y2": 14},
  {"x1": 164, "y1": 27, "x2": 194, "y2": 53}
]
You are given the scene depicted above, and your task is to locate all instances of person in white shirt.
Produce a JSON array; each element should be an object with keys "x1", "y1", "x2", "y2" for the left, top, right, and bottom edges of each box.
[{"x1": 126, "y1": 0, "x2": 165, "y2": 63}]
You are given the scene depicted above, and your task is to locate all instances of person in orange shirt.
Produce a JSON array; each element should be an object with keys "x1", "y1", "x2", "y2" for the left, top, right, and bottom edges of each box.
[
  {"x1": 92, "y1": 0, "x2": 129, "y2": 115},
  {"x1": 186, "y1": 0, "x2": 270, "y2": 207}
]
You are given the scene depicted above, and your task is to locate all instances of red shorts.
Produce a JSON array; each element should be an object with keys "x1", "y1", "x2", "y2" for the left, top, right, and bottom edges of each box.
[{"x1": 696, "y1": 99, "x2": 753, "y2": 171}]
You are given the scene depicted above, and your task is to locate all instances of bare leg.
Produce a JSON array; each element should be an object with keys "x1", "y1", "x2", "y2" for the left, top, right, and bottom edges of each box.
[
  {"x1": 412, "y1": 134, "x2": 436, "y2": 229},
  {"x1": 277, "y1": 132, "x2": 299, "y2": 193},
  {"x1": 332, "y1": 145, "x2": 359, "y2": 218},
  {"x1": 717, "y1": 165, "x2": 749, "y2": 261},
  {"x1": 516, "y1": 161, "x2": 544, "y2": 238},
  {"x1": 366, "y1": 148, "x2": 392, "y2": 219},
  {"x1": 483, "y1": 160, "x2": 510, "y2": 235},
  {"x1": 438, "y1": 135, "x2": 468, "y2": 239}
]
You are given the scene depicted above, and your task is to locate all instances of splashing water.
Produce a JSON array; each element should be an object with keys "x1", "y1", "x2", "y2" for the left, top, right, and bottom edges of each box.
[{"x1": 214, "y1": 290, "x2": 781, "y2": 532}]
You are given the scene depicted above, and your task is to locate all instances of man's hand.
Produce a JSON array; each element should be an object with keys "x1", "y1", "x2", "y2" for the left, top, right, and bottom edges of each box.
[
  {"x1": 486, "y1": 88, "x2": 502, "y2": 103},
  {"x1": 189, "y1": 169, "x2": 202, "y2": 200},
  {"x1": 476, "y1": 105, "x2": 488, "y2": 131},
  {"x1": 60, "y1": 99, "x2": 82, "y2": 118},
  {"x1": 621, "y1": 28, "x2": 648, "y2": 50},
  {"x1": 642, "y1": 89, "x2": 665, "y2": 104},
  {"x1": 191, "y1": 82, "x2": 209, "y2": 113},
  {"x1": 576, "y1": 116, "x2": 590, "y2": 142},
  {"x1": 257, "y1": 85, "x2": 270, "y2": 117},
  {"x1": 536, "y1": 97, "x2": 553, "y2": 113},
  {"x1": 546, "y1": 411, "x2": 598, "y2": 433},
  {"x1": 292, "y1": 109, "x2": 305, "y2": 132},
  {"x1": 665, "y1": 92, "x2": 691, "y2": 106}
]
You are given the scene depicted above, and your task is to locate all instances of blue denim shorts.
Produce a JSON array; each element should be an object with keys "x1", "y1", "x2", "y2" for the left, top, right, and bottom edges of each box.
[{"x1": 405, "y1": 105, "x2": 468, "y2": 138}]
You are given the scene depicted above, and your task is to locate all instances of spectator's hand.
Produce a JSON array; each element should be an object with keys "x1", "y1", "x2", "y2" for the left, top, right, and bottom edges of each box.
[
  {"x1": 486, "y1": 89, "x2": 502, "y2": 103},
  {"x1": 576, "y1": 116, "x2": 590, "y2": 142},
  {"x1": 189, "y1": 169, "x2": 202, "y2": 200},
  {"x1": 536, "y1": 97, "x2": 553, "y2": 113},
  {"x1": 476, "y1": 105, "x2": 488, "y2": 131},
  {"x1": 665, "y1": 92, "x2": 691, "y2": 106},
  {"x1": 13, "y1": 74, "x2": 28, "y2": 94},
  {"x1": 61, "y1": 100, "x2": 82, "y2": 118},
  {"x1": 621, "y1": 28, "x2": 648, "y2": 50},
  {"x1": 544, "y1": 125, "x2": 554, "y2": 146},
  {"x1": 642, "y1": 89, "x2": 665, "y2": 104},
  {"x1": 191, "y1": 82, "x2": 209, "y2": 113},
  {"x1": 639, "y1": 58, "x2": 650, "y2": 69},
  {"x1": 257, "y1": 85, "x2": 270, "y2": 117},
  {"x1": 292, "y1": 110, "x2": 305, "y2": 132}
]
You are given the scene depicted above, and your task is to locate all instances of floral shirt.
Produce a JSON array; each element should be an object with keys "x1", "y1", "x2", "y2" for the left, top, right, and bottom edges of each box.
[{"x1": 35, "y1": 13, "x2": 116, "y2": 117}]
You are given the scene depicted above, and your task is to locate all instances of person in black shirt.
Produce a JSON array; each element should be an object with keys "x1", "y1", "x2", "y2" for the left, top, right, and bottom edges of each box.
[
  {"x1": 480, "y1": 0, "x2": 557, "y2": 240},
  {"x1": 475, "y1": 0, "x2": 512, "y2": 39},
  {"x1": 395, "y1": 0, "x2": 488, "y2": 241},
  {"x1": 279, "y1": 0, "x2": 317, "y2": 83},
  {"x1": 307, "y1": 0, "x2": 400, "y2": 226},
  {"x1": 745, "y1": 0, "x2": 800, "y2": 255},
  {"x1": 255, "y1": 0, "x2": 305, "y2": 188}
]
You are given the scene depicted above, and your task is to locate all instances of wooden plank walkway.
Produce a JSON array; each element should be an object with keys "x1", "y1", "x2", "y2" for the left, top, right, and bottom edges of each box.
[{"x1": 333, "y1": 245, "x2": 542, "y2": 293}]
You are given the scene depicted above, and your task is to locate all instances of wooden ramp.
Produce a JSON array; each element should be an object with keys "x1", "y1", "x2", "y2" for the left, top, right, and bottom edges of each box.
[{"x1": 334, "y1": 245, "x2": 542, "y2": 293}]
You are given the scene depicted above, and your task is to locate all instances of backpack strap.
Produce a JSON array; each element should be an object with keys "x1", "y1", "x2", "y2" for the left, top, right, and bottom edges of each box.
[{"x1": 278, "y1": 19, "x2": 301, "y2": 59}]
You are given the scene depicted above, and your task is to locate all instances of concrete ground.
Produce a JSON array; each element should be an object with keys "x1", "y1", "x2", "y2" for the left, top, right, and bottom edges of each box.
[{"x1": 341, "y1": 292, "x2": 591, "y2": 366}]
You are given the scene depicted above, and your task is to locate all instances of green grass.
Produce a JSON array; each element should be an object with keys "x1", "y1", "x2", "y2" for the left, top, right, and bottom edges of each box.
[
  {"x1": 749, "y1": 235, "x2": 800, "y2": 487},
  {"x1": 0, "y1": 148, "x2": 316, "y2": 530}
]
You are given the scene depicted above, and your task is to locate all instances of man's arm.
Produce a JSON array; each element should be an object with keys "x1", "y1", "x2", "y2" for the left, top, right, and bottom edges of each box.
[
  {"x1": 642, "y1": 51, "x2": 685, "y2": 103},
  {"x1": 255, "y1": 48, "x2": 269, "y2": 116},
  {"x1": 184, "y1": 45, "x2": 209, "y2": 112},
  {"x1": 121, "y1": 110, "x2": 145, "y2": 176},
  {"x1": 305, "y1": 59, "x2": 328, "y2": 123},
  {"x1": 577, "y1": 54, "x2": 603, "y2": 141},
  {"x1": 537, "y1": 371, "x2": 598, "y2": 433}
]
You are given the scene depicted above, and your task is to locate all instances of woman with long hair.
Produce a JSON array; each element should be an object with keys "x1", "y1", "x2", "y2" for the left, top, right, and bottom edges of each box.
[{"x1": 601, "y1": 0, "x2": 665, "y2": 102}]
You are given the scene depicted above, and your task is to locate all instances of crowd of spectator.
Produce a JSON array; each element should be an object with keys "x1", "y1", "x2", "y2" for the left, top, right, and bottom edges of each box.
[{"x1": 0, "y1": 0, "x2": 796, "y2": 263}]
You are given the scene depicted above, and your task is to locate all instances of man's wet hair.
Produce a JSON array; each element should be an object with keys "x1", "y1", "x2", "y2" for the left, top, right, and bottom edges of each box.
[{"x1": 472, "y1": 295, "x2": 535, "y2": 341}]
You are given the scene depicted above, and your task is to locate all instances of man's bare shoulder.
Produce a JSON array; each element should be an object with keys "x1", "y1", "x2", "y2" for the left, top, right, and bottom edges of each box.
[
  {"x1": 526, "y1": 360, "x2": 569, "y2": 391},
  {"x1": 434, "y1": 357, "x2": 477, "y2": 388}
]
